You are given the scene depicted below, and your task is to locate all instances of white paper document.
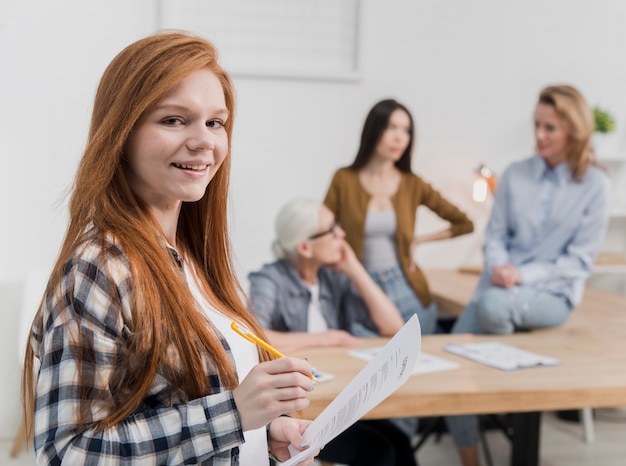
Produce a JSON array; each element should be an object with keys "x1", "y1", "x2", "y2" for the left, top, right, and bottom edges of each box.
[
  {"x1": 349, "y1": 348, "x2": 459, "y2": 375},
  {"x1": 282, "y1": 315, "x2": 421, "y2": 466},
  {"x1": 444, "y1": 341, "x2": 560, "y2": 371}
]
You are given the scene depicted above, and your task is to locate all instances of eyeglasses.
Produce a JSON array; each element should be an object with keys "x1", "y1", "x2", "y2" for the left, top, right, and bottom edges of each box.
[{"x1": 307, "y1": 221, "x2": 340, "y2": 240}]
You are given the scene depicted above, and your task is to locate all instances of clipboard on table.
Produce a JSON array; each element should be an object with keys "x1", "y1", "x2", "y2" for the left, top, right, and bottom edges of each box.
[{"x1": 444, "y1": 341, "x2": 560, "y2": 371}]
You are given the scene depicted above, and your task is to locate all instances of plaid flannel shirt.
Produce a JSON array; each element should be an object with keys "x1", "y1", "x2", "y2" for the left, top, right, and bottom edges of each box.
[{"x1": 31, "y1": 232, "x2": 248, "y2": 465}]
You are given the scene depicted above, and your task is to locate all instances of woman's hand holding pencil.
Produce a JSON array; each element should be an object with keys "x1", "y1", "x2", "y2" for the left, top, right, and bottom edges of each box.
[
  {"x1": 231, "y1": 321, "x2": 318, "y2": 432},
  {"x1": 231, "y1": 321, "x2": 320, "y2": 382}
]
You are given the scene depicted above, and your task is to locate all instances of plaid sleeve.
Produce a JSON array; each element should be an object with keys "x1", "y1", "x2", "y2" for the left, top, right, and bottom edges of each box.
[{"x1": 32, "y1": 241, "x2": 245, "y2": 465}]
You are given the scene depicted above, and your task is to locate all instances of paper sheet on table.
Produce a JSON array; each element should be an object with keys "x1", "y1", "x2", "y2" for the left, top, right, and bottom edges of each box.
[
  {"x1": 444, "y1": 341, "x2": 560, "y2": 371},
  {"x1": 349, "y1": 348, "x2": 460, "y2": 375},
  {"x1": 282, "y1": 315, "x2": 421, "y2": 466}
]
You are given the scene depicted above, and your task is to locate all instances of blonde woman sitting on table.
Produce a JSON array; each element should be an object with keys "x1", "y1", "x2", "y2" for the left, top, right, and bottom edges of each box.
[
  {"x1": 248, "y1": 198, "x2": 418, "y2": 466},
  {"x1": 446, "y1": 84, "x2": 611, "y2": 466}
]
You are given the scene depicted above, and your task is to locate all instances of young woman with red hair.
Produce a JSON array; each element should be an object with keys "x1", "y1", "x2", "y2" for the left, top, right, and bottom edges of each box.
[{"x1": 22, "y1": 32, "x2": 316, "y2": 465}]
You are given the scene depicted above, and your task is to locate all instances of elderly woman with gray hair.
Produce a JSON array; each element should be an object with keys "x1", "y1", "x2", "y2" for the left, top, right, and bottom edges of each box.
[
  {"x1": 248, "y1": 198, "x2": 407, "y2": 352},
  {"x1": 247, "y1": 198, "x2": 418, "y2": 466}
]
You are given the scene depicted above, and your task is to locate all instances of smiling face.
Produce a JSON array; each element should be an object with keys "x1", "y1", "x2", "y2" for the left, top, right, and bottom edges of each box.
[
  {"x1": 373, "y1": 109, "x2": 412, "y2": 163},
  {"x1": 124, "y1": 69, "x2": 229, "y2": 217},
  {"x1": 534, "y1": 102, "x2": 570, "y2": 167}
]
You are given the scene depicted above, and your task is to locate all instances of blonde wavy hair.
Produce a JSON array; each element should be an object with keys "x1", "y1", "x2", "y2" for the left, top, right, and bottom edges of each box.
[{"x1": 538, "y1": 85, "x2": 600, "y2": 181}]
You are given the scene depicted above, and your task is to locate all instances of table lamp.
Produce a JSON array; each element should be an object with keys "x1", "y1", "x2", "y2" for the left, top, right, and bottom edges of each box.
[{"x1": 472, "y1": 163, "x2": 497, "y2": 203}]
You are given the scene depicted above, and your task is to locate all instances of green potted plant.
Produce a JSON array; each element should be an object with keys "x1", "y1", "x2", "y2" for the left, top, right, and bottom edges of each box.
[
  {"x1": 592, "y1": 106, "x2": 617, "y2": 156},
  {"x1": 593, "y1": 106, "x2": 615, "y2": 134}
]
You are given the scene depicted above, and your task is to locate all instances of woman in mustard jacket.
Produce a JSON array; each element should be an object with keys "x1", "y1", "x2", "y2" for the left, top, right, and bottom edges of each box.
[{"x1": 324, "y1": 99, "x2": 474, "y2": 337}]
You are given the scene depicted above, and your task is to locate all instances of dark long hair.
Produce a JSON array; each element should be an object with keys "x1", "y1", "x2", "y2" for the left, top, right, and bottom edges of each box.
[{"x1": 349, "y1": 99, "x2": 415, "y2": 172}]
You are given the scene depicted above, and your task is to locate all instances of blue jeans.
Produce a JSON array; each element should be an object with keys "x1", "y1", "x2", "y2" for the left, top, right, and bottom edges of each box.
[
  {"x1": 445, "y1": 285, "x2": 571, "y2": 447},
  {"x1": 369, "y1": 265, "x2": 438, "y2": 335},
  {"x1": 452, "y1": 286, "x2": 571, "y2": 335}
]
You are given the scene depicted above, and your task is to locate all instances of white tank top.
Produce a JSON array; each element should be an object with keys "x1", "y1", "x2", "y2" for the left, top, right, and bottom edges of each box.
[
  {"x1": 305, "y1": 282, "x2": 328, "y2": 333},
  {"x1": 362, "y1": 210, "x2": 400, "y2": 272},
  {"x1": 185, "y1": 264, "x2": 269, "y2": 466}
]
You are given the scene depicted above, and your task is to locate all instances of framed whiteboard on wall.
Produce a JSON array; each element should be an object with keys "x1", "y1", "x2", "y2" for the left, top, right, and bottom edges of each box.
[{"x1": 156, "y1": 0, "x2": 361, "y2": 81}]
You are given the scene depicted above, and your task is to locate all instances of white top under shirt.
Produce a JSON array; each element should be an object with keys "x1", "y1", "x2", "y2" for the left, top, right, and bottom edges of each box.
[
  {"x1": 362, "y1": 210, "x2": 400, "y2": 272},
  {"x1": 305, "y1": 283, "x2": 328, "y2": 333},
  {"x1": 184, "y1": 264, "x2": 269, "y2": 466}
]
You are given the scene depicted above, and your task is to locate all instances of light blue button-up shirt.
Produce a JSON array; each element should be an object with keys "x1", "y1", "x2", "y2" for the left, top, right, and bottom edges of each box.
[{"x1": 473, "y1": 155, "x2": 611, "y2": 307}]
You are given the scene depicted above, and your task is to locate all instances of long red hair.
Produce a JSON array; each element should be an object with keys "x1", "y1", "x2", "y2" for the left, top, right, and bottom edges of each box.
[{"x1": 22, "y1": 31, "x2": 271, "y2": 433}]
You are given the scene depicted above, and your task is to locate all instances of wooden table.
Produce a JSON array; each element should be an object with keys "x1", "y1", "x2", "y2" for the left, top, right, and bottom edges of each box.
[
  {"x1": 424, "y1": 268, "x2": 479, "y2": 317},
  {"x1": 295, "y1": 269, "x2": 626, "y2": 466}
]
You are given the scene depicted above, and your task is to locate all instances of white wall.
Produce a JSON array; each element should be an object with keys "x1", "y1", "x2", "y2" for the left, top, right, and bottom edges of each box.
[{"x1": 1, "y1": 0, "x2": 626, "y2": 439}]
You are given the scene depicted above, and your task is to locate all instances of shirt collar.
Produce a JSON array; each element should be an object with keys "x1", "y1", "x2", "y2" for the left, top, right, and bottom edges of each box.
[
  {"x1": 167, "y1": 246, "x2": 183, "y2": 270},
  {"x1": 159, "y1": 236, "x2": 184, "y2": 271},
  {"x1": 279, "y1": 259, "x2": 334, "y2": 300},
  {"x1": 531, "y1": 155, "x2": 571, "y2": 187},
  {"x1": 279, "y1": 260, "x2": 312, "y2": 295}
]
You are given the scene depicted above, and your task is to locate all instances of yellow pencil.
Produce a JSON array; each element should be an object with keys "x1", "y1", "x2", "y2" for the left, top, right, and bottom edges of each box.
[{"x1": 231, "y1": 321, "x2": 318, "y2": 382}]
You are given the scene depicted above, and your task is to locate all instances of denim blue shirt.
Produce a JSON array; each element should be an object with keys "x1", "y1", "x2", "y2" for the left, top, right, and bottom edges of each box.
[
  {"x1": 474, "y1": 155, "x2": 611, "y2": 307},
  {"x1": 247, "y1": 260, "x2": 377, "y2": 334}
]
